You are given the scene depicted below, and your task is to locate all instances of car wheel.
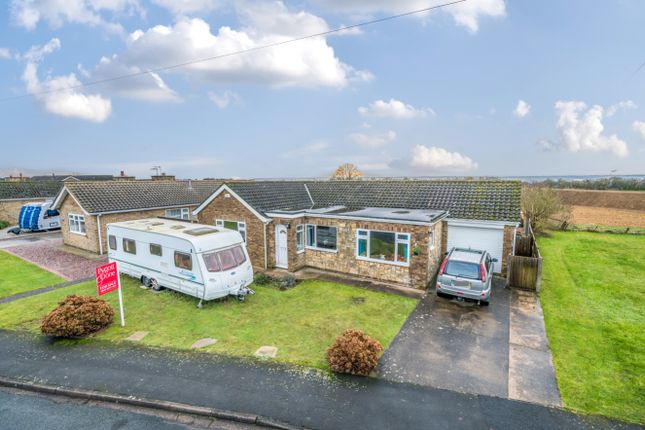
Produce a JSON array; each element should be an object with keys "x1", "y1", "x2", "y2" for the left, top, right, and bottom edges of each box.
[
  {"x1": 436, "y1": 291, "x2": 450, "y2": 299},
  {"x1": 480, "y1": 300, "x2": 490, "y2": 306}
]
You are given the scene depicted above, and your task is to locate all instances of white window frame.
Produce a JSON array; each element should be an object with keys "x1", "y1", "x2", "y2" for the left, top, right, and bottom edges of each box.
[
  {"x1": 216, "y1": 219, "x2": 247, "y2": 242},
  {"x1": 295, "y1": 224, "x2": 304, "y2": 253},
  {"x1": 356, "y1": 229, "x2": 410, "y2": 267},
  {"x1": 68, "y1": 213, "x2": 86, "y2": 235},
  {"x1": 304, "y1": 224, "x2": 338, "y2": 252},
  {"x1": 165, "y1": 207, "x2": 190, "y2": 220}
]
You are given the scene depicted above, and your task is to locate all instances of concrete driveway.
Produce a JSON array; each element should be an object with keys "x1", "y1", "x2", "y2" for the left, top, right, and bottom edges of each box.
[
  {"x1": 376, "y1": 279, "x2": 561, "y2": 406},
  {"x1": 376, "y1": 278, "x2": 511, "y2": 398}
]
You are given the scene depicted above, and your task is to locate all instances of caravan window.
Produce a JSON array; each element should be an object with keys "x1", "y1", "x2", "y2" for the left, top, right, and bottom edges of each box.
[
  {"x1": 150, "y1": 243, "x2": 162, "y2": 256},
  {"x1": 202, "y1": 245, "x2": 246, "y2": 273},
  {"x1": 174, "y1": 252, "x2": 192, "y2": 270},
  {"x1": 108, "y1": 235, "x2": 117, "y2": 250},
  {"x1": 123, "y1": 238, "x2": 136, "y2": 254}
]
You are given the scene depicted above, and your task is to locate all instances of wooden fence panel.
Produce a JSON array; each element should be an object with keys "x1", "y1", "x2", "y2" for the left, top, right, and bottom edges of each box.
[
  {"x1": 507, "y1": 255, "x2": 542, "y2": 291},
  {"x1": 514, "y1": 235, "x2": 534, "y2": 257}
]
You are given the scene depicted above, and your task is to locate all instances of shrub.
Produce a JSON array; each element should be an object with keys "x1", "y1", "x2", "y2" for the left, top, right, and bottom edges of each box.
[
  {"x1": 522, "y1": 186, "x2": 571, "y2": 233},
  {"x1": 40, "y1": 295, "x2": 115, "y2": 338},
  {"x1": 327, "y1": 329, "x2": 383, "y2": 376},
  {"x1": 253, "y1": 273, "x2": 277, "y2": 286},
  {"x1": 0, "y1": 220, "x2": 9, "y2": 230},
  {"x1": 280, "y1": 274, "x2": 297, "y2": 290}
]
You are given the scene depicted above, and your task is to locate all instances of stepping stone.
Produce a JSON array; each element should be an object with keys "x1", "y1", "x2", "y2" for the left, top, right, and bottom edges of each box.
[
  {"x1": 255, "y1": 346, "x2": 278, "y2": 358},
  {"x1": 125, "y1": 331, "x2": 148, "y2": 341},
  {"x1": 191, "y1": 338, "x2": 218, "y2": 349}
]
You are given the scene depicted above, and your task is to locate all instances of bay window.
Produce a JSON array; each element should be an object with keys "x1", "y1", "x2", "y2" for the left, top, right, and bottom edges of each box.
[{"x1": 356, "y1": 229, "x2": 410, "y2": 265}]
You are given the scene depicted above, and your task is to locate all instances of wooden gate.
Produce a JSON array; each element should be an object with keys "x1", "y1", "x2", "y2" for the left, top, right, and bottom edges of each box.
[{"x1": 507, "y1": 221, "x2": 542, "y2": 291}]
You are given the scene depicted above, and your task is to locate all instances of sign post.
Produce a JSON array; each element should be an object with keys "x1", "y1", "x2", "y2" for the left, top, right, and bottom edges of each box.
[{"x1": 96, "y1": 261, "x2": 125, "y2": 327}]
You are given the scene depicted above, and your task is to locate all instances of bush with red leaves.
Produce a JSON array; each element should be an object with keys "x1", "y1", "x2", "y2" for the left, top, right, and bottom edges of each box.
[
  {"x1": 40, "y1": 295, "x2": 115, "y2": 338},
  {"x1": 326, "y1": 329, "x2": 383, "y2": 376}
]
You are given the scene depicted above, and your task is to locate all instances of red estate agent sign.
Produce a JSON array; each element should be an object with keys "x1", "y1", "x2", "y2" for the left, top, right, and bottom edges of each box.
[{"x1": 95, "y1": 261, "x2": 125, "y2": 327}]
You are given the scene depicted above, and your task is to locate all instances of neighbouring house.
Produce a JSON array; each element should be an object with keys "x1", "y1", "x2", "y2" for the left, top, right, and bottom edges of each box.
[
  {"x1": 51, "y1": 180, "x2": 221, "y2": 254},
  {"x1": 0, "y1": 181, "x2": 62, "y2": 225},
  {"x1": 193, "y1": 180, "x2": 521, "y2": 289},
  {"x1": 30, "y1": 174, "x2": 115, "y2": 182}
]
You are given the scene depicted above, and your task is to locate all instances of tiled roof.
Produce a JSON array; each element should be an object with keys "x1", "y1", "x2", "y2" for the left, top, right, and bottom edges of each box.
[
  {"x1": 223, "y1": 179, "x2": 521, "y2": 222},
  {"x1": 227, "y1": 181, "x2": 313, "y2": 213},
  {"x1": 30, "y1": 175, "x2": 114, "y2": 181},
  {"x1": 58, "y1": 180, "x2": 222, "y2": 214},
  {"x1": 0, "y1": 181, "x2": 63, "y2": 200}
]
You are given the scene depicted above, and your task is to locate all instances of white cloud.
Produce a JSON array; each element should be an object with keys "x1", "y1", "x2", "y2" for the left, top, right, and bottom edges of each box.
[
  {"x1": 0, "y1": 48, "x2": 12, "y2": 60},
  {"x1": 358, "y1": 98, "x2": 434, "y2": 119},
  {"x1": 21, "y1": 38, "x2": 111, "y2": 123},
  {"x1": 152, "y1": 0, "x2": 221, "y2": 15},
  {"x1": 606, "y1": 100, "x2": 637, "y2": 117},
  {"x1": 349, "y1": 130, "x2": 396, "y2": 147},
  {"x1": 633, "y1": 121, "x2": 645, "y2": 141},
  {"x1": 208, "y1": 90, "x2": 240, "y2": 108},
  {"x1": 543, "y1": 100, "x2": 628, "y2": 157},
  {"x1": 410, "y1": 145, "x2": 478, "y2": 171},
  {"x1": 312, "y1": 0, "x2": 506, "y2": 32},
  {"x1": 513, "y1": 99, "x2": 531, "y2": 118},
  {"x1": 92, "y1": 55, "x2": 181, "y2": 102},
  {"x1": 101, "y1": 5, "x2": 368, "y2": 89},
  {"x1": 10, "y1": 0, "x2": 140, "y2": 32}
]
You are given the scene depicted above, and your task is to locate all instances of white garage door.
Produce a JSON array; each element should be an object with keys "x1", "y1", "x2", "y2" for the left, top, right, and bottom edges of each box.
[{"x1": 447, "y1": 223, "x2": 505, "y2": 273}]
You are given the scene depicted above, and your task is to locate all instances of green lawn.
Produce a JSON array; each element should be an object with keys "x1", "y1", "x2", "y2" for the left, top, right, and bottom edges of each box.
[
  {"x1": 0, "y1": 275, "x2": 417, "y2": 369},
  {"x1": 538, "y1": 231, "x2": 645, "y2": 423},
  {"x1": 0, "y1": 250, "x2": 65, "y2": 298}
]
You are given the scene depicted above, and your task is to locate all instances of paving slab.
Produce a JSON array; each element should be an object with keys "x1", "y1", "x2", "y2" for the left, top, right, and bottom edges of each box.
[
  {"x1": 191, "y1": 338, "x2": 218, "y2": 349},
  {"x1": 125, "y1": 331, "x2": 149, "y2": 342},
  {"x1": 254, "y1": 346, "x2": 277, "y2": 358},
  {"x1": 508, "y1": 289, "x2": 561, "y2": 407}
]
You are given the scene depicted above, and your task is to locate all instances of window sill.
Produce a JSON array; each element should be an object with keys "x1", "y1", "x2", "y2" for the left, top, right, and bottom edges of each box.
[
  {"x1": 70, "y1": 231, "x2": 87, "y2": 236},
  {"x1": 356, "y1": 256, "x2": 410, "y2": 268},
  {"x1": 296, "y1": 249, "x2": 305, "y2": 254},
  {"x1": 305, "y1": 246, "x2": 337, "y2": 253}
]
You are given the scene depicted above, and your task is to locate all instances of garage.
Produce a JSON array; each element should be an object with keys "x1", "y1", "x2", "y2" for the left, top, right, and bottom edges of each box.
[{"x1": 447, "y1": 220, "x2": 507, "y2": 273}]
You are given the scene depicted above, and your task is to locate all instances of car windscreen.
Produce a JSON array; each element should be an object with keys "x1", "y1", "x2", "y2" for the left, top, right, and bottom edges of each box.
[
  {"x1": 202, "y1": 245, "x2": 247, "y2": 272},
  {"x1": 444, "y1": 261, "x2": 481, "y2": 280}
]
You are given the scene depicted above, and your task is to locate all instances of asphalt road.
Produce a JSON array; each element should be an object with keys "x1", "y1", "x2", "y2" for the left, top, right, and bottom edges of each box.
[{"x1": 0, "y1": 388, "x2": 190, "y2": 430}]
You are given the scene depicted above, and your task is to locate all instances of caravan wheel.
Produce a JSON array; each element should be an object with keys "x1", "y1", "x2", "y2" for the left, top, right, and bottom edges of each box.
[{"x1": 149, "y1": 278, "x2": 162, "y2": 291}]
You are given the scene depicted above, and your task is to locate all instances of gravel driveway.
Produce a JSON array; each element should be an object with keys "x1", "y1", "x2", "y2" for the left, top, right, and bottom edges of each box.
[{"x1": 4, "y1": 234, "x2": 107, "y2": 281}]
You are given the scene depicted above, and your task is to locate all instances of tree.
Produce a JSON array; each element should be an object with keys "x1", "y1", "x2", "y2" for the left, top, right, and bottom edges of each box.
[
  {"x1": 331, "y1": 163, "x2": 363, "y2": 180},
  {"x1": 521, "y1": 186, "x2": 570, "y2": 233}
]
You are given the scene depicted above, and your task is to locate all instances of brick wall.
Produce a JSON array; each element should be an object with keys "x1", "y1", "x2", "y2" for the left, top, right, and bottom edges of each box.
[
  {"x1": 295, "y1": 217, "x2": 434, "y2": 289},
  {"x1": 502, "y1": 224, "x2": 516, "y2": 274},
  {"x1": 196, "y1": 192, "x2": 267, "y2": 269},
  {"x1": 59, "y1": 197, "x2": 100, "y2": 253},
  {"x1": 0, "y1": 198, "x2": 48, "y2": 225}
]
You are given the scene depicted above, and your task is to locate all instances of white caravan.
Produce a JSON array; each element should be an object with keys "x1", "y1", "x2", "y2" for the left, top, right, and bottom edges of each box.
[
  {"x1": 10, "y1": 200, "x2": 61, "y2": 234},
  {"x1": 106, "y1": 219, "x2": 254, "y2": 303}
]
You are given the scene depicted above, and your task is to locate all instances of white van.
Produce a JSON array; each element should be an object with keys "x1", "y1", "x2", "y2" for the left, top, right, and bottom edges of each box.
[{"x1": 106, "y1": 219, "x2": 254, "y2": 303}]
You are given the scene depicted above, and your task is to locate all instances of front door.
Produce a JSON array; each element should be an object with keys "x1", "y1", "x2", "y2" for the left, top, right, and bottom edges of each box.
[{"x1": 275, "y1": 224, "x2": 288, "y2": 268}]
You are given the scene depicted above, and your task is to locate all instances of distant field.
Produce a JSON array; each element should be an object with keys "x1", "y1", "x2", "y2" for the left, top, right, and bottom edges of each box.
[
  {"x1": 555, "y1": 189, "x2": 645, "y2": 211},
  {"x1": 570, "y1": 206, "x2": 645, "y2": 229}
]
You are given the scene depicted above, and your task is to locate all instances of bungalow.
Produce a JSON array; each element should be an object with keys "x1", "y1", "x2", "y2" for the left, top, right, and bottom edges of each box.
[
  {"x1": 51, "y1": 180, "x2": 221, "y2": 254},
  {"x1": 193, "y1": 180, "x2": 521, "y2": 289},
  {"x1": 0, "y1": 181, "x2": 62, "y2": 225}
]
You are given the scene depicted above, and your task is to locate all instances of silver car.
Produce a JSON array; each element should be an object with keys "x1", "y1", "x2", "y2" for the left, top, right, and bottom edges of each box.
[{"x1": 436, "y1": 248, "x2": 497, "y2": 306}]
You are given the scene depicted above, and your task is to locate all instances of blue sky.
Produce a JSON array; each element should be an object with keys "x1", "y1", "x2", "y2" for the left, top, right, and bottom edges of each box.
[{"x1": 1, "y1": 0, "x2": 644, "y2": 179}]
